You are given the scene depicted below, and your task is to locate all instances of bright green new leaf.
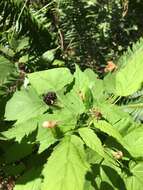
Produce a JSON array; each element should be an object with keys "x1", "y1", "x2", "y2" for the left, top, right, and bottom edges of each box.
[
  {"x1": 42, "y1": 135, "x2": 89, "y2": 190},
  {"x1": 78, "y1": 127, "x2": 105, "y2": 157}
]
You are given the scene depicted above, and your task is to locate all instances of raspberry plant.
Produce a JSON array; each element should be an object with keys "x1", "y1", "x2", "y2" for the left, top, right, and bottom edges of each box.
[{"x1": 1, "y1": 38, "x2": 143, "y2": 190}]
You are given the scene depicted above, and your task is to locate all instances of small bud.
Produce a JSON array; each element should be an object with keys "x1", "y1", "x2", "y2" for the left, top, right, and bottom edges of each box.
[
  {"x1": 90, "y1": 108, "x2": 102, "y2": 120},
  {"x1": 104, "y1": 61, "x2": 117, "y2": 73},
  {"x1": 42, "y1": 121, "x2": 58, "y2": 129},
  {"x1": 113, "y1": 151, "x2": 123, "y2": 160}
]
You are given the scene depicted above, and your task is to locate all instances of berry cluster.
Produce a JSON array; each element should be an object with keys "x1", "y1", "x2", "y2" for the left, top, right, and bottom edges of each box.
[{"x1": 43, "y1": 91, "x2": 57, "y2": 105}]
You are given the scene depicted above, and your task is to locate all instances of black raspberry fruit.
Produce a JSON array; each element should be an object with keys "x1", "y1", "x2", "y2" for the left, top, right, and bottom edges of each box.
[{"x1": 43, "y1": 91, "x2": 57, "y2": 105}]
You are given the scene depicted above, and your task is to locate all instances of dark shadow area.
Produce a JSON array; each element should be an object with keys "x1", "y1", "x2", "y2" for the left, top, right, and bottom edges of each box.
[
  {"x1": 100, "y1": 181, "x2": 115, "y2": 190},
  {"x1": 85, "y1": 162, "x2": 127, "y2": 190},
  {"x1": 102, "y1": 165, "x2": 127, "y2": 190}
]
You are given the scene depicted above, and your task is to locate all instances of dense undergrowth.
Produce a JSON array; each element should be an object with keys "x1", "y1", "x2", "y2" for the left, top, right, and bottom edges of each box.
[{"x1": 0, "y1": 0, "x2": 143, "y2": 190}]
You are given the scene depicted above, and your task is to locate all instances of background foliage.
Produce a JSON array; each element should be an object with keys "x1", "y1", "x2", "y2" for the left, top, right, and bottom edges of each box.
[{"x1": 1, "y1": 0, "x2": 143, "y2": 72}]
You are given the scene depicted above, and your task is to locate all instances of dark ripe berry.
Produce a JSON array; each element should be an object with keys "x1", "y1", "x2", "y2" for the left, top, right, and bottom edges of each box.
[{"x1": 43, "y1": 91, "x2": 57, "y2": 105}]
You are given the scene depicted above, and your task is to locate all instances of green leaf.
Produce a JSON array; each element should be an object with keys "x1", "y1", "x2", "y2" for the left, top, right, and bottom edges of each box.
[
  {"x1": 84, "y1": 159, "x2": 125, "y2": 190},
  {"x1": 92, "y1": 78, "x2": 107, "y2": 102},
  {"x1": 2, "y1": 142, "x2": 33, "y2": 163},
  {"x1": 85, "y1": 148, "x2": 103, "y2": 164},
  {"x1": 94, "y1": 121, "x2": 123, "y2": 145},
  {"x1": 42, "y1": 135, "x2": 89, "y2": 190},
  {"x1": 73, "y1": 65, "x2": 95, "y2": 93},
  {"x1": 0, "y1": 45, "x2": 15, "y2": 58},
  {"x1": 42, "y1": 49, "x2": 55, "y2": 63},
  {"x1": 104, "y1": 38, "x2": 143, "y2": 96},
  {"x1": 84, "y1": 68, "x2": 97, "y2": 81},
  {"x1": 72, "y1": 65, "x2": 97, "y2": 109},
  {"x1": 103, "y1": 73, "x2": 116, "y2": 95},
  {"x1": 124, "y1": 127, "x2": 143, "y2": 157},
  {"x1": 5, "y1": 87, "x2": 47, "y2": 124},
  {"x1": 16, "y1": 37, "x2": 29, "y2": 52},
  {"x1": 98, "y1": 103, "x2": 130, "y2": 125},
  {"x1": 84, "y1": 88, "x2": 93, "y2": 109},
  {"x1": 28, "y1": 68, "x2": 73, "y2": 95},
  {"x1": 113, "y1": 117, "x2": 135, "y2": 136},
  {"x1": 125, "y1": 161, "x2": 143, "y2": 190},
  {"x1": 78, "y1": 128, "x2": 105, "y2": 157},
  {"x1": 84, "y1": 180, "x2": 95, "y2": 190},
  {"x1": 3, "y1": 113, "x2": 58, "y2": 153},
  {"x1": 116, "y1": 38, "x2": 143, "y2": 96},
  {"x1": 40, "y1": 106, "x2": 78, "y2": 133},
  {"x1": 58, "y1": 89, "x2": 85, "y2": 118},
  {"x1": 99, "y1": 161, "x2": 125, "y2": 190},
  {"x1": 52, "y1": 59, "x2": 65, "y2": 66},
  {"x1": 0, "y1": 56, "x2": 17, "y2": 86},
  {"x1": 14, "y1": 167, "x2": 42, "y2": 190},
  {"x1": 19, "y1": 55, "x2": 29, "y2": 63},
  {"x1": 2, "y1": 117, "x2": 38, "y2": 142},
  {"x1": 36, "y1": 126, "x2": 57, "y2": 153},
  {"x1": 94, "y1": 121, "x2": 132, "y2": 156},
  {"x1": 74, "y1": 66, "x2": 106, "y2": 105}
]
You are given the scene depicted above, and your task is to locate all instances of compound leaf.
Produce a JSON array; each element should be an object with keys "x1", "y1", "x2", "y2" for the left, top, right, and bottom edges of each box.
[{"x1": 42, "y1": 135, "x2": 89, "y2": 190}]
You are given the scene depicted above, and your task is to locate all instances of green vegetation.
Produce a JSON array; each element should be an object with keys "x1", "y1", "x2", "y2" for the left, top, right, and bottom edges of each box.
[{"x1": 0, "y1": 0, "x2": 143, "y2": 189}]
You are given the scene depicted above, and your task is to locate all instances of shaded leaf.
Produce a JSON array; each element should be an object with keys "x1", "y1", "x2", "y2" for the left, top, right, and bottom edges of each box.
[{"x1": 14, "y1": 167, "x2": 42, "y2": 190}]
